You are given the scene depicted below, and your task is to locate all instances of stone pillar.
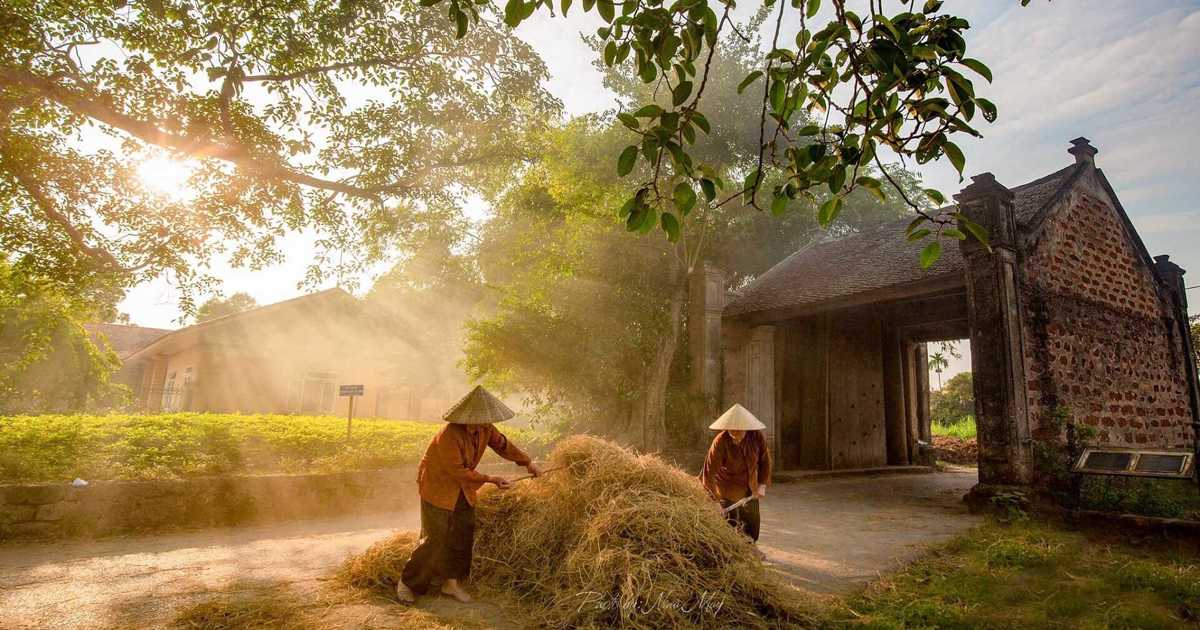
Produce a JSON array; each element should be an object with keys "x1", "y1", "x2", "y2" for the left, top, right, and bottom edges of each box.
[
  {"x1": 916, "y1": 343, "x2": 932, "y2": 444},
  {"x1": 956, "y1": 173, "x2": 1034, "y2": 485},
  {"x1": 688, "y1": 262, "x2": 725, "y2": 411},
  {"x1": 1154, "y1": 255, "x2": 1200, "y2": 488}
]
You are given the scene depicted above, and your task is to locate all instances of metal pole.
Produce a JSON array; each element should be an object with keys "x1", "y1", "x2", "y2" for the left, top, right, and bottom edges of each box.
[{"x1": 347, "y1": 395, "x2": 355, "y2": 440}]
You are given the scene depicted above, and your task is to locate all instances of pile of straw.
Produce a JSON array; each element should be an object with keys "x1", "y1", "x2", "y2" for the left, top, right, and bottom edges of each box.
[{"x1": 342, "y1": 435, "x2": 814, "y2": 629}]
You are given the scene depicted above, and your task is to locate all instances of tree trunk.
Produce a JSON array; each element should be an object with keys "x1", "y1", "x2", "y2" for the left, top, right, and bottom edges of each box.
[{"x1": 637, "y1": 276, "x2": 687, "y2": 452}]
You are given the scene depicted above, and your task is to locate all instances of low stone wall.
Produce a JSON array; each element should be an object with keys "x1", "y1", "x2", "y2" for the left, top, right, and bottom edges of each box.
[{"x1": 0, "y1": 464, "x2": 512, "y2": 541}]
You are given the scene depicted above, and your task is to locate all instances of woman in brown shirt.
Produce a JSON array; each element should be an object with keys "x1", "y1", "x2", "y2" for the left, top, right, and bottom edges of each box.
[
  {"x1": 396, "y1": 387, "x2": 540, "y2": 604},
  {"x1": 699, "y1": 404, "x2": 772, "y2": 542}
]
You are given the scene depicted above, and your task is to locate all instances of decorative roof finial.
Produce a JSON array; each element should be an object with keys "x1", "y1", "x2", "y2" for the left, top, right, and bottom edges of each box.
[{"x1": 1068, "y1": 137, "x2": 1098, "y2": 165}]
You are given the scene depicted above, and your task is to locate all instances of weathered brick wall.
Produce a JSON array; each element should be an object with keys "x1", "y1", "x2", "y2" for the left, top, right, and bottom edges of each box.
[{"x1": 1021, "y1": 181, "x2": 1192, "y2": 450}]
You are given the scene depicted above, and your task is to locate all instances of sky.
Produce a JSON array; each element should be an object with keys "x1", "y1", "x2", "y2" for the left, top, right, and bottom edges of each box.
[{"x1": 119, "y1": 0, "x2": 1200, "y2": 384}]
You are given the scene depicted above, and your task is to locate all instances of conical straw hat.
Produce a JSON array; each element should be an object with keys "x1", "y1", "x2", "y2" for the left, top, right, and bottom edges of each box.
[
  {"x1": 442, "y1": 385, "x2": 516, "y2": 424},
  {"x1": 708, "y1": 403, "x2": 766, "y2": 431}
]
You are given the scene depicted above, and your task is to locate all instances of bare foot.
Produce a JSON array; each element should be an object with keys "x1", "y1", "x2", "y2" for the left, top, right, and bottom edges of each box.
[
  {"x1": 395, "y1": 581, "x2": 416, "y2": 604},
  {"x1": 440, "y1": 579, "x2": 473, "y2": 603}
]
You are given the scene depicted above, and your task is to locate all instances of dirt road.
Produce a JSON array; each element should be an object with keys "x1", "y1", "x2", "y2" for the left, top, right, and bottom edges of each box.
[{"x1": 0, "y1": 469, "x2": 980, "y2": 628}]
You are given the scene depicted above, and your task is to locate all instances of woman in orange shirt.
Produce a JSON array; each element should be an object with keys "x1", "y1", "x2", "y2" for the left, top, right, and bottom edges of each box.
[
  {"x1": 699, "y1": 404, "x2": 772, "y2": 542},
  {"x1": 396, "y1": 386, "x2": 540, "y2": 604}
]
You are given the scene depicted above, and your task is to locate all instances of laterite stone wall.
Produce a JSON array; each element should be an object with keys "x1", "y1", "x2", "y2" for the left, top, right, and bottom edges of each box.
[{"x1": 1021, "y1": 186, "x2": 1192, "y2": 449}]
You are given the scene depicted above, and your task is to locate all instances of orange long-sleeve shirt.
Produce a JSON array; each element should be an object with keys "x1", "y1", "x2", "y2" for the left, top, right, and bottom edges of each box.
[
  {"x1": 699, "y1": 431, "x2": 772, "y2": 502},
  {"x1": 417, "y1": 423, "x2": 531, "y2": 511}
]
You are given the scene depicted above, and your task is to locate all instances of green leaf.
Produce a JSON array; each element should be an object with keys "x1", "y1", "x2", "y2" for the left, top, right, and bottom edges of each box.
[
  {"x1": 771, "y1": 194, "x2": 789, "y2": 217},
  {"x1": 856, "y1": 176, "x2": 885, "y2": 201},
  {"x1": 958, "y1": 214, "x2": 991, "y2": 250},
  {"x1": 942, "y1": 141, "x2": 965, "y2": 179},
  {"x1": 597, "y1": 0, "x2": 615, "y2": 22},
  {"x1": 504, "y1": 0, "x2": 523, "y2": 27},
  {"x1": 453, "y1": 9, "x2": 468, "y2": 38},
  {"x1": 604, "y1": 41, "x2": 617, "y2": 66},
  {"x1": 638, "y1": 206, "x2": 657, "y2": 234},
  {"x1": 942, "y1": 227, "x2": 967, "y2": 240},
  {"x1": 673, "y1": 182, "x2": 697, "y2": 215},
  {"x1": 923, "y1": 188, "x2": 946, "y2": 205},
  {"x1": 829, "y1": 164, "x2": 846, "y2": 194},
  {"x1": 618, "y1": 197, "x2": 636, "y2": 219},
  {"x1": 690, "y1": 112, "x2": 710, "y2": 134},
  {"x1": 742, "y1": 169, "x2": 761, "y2": 204},
  {"x1": 632, "y1": 104, "x2": 663, "y2": 118},
  {"x1": 769, "y1": 80, "x2": 786, "y2": 112},
  {"x1": 906, "y1": 228, "x2": 931, "y2": 242},
  {"x1": 960, "y1": 58, "x2": 993, "y2": 83},
  {"x1": 797, "y1": 124, "x2": 820, "y2": 136},
  {"x1": 976, "y1": 97, "x2": 998, "y2": 123},
  {"x1": 700, "y1": 178, "x2": 716, "y2": 202},
  {"x1": 638, "y1": 61, "x2": 657, "y2": 83},
  {"x1": 672, "y1": 81, "x2": 693, "y2": 106},
  {"x1": 817, "y1": 196, "x2": 842, "y2": 227},
  {"x1": 806, "y1": 0, "x2": 821, "y2": 19},
  {"x1": 737, "y1": 71, "x2": 763, "y2": 95},
  {"x1": 661, "y1": 211, "x2": 681, "y2": 242},
  {"x1": 617, "y1": 145, "x2": 638, "y2": 176},
  {"x1": 920, "y1": 240, "x2": 943, "y2": 269},
  {"x1": 561, "y1": 0, "x2": 573, "y2": 15}
]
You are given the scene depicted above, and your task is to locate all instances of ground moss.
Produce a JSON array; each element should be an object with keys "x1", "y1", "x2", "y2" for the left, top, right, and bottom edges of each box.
[{"x1": 837, "y1": 518, "x2": 1200, "y2": 629}]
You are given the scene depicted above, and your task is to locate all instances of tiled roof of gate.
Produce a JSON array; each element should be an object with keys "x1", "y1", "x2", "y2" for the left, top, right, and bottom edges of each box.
[{"x1": 724, "y1": 164, "x2": 1080, "y2": 318}]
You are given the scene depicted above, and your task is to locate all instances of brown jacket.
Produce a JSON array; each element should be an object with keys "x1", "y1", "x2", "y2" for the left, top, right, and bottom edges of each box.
[
  {"x1": 417, "y1": 423, "x2": 531, "y2": 511},
  {"x1": 699, "y1": 431, "x2": 772, "y2": 502}
]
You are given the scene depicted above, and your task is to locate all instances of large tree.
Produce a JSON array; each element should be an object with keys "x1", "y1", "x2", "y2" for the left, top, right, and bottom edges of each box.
[
  {"x1": 472, "y1": 0, "x2": 1024, "y2": 258},
  {"x1": 0, "y1": 0, "x2": 560, "y2": 311},
  {"x1": 2, "y1": 0, "x2": 1031, "y2": 310},
  {"x1": 0, "y1": 257, "x2": 125, "y2": 413},
  {"x1": 464, "y1": 20, "x2": 920, "y2": 448}
]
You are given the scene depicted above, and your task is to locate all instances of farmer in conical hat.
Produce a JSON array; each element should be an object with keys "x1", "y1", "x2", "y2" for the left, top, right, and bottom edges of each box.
[
  {"x1": 699, "y1": 403, "x2": 772, "y2": 542},
  {"x1": 396, "y1": 386, "x2": 541, "y2": 604}
]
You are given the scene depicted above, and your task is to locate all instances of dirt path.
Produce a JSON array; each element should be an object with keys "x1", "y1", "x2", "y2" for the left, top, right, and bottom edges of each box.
[{"x1": 0, "y1": 469, "x2": 980, "y2": 628}]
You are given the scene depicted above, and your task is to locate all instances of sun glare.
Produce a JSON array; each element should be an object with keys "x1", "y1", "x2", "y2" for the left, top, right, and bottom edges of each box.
[{"x1": 136, "y1": 157, "x2": 197, "y2": 200}]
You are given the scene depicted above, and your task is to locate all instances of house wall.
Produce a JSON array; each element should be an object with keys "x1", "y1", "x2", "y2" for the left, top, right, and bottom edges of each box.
[
  {"x1": 121, "y1": 293, "x2": 458, "y2": 419},
  {"x1": 1020, "y1": 175, "x2": 1193, "y2": 450}
]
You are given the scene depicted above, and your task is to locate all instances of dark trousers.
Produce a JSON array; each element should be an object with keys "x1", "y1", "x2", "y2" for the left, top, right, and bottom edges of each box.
[
  {"x1": 401, "y1": 492, "x2": 476, "y2": 594},
  {"x1": 720, "y1": 497, "x2": 761, "y2": 542}
]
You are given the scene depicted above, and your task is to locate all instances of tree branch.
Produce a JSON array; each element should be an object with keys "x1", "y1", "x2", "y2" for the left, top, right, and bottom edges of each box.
[
  {"x1": 0, "y1": 65, "x2": 405, "y2": 200},
  {"x1": 4, "y1": 155, "x2": 123, "y2": 271}
]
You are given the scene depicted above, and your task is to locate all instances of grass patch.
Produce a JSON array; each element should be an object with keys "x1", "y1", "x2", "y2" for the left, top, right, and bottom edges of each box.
[
  {"x1": 0, "y1": 413, "x2": 556, "y2": 483},
  {"x1": 932, "y1": 416, "x2": 976, "y2": 440},
  {"x1": 1078, "y1": 476, "x2": 1200, "y2": 520},
  {"x1": 840, "y1": 518, "x2": 1200, "y2": 629}
]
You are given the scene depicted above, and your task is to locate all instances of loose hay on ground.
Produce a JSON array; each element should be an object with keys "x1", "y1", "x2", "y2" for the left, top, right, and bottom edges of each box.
[
  {"x1": 340, "y1": 435, "x2": 818, "y2": 629},
  {"x1": 170, "y1": 580, "x2": 453, "y2": 630}
]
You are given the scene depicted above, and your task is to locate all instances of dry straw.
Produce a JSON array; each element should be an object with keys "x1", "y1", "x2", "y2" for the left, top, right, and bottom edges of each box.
[{"x1": 340, "y1": 435, "x2": 818, "y2": 629}]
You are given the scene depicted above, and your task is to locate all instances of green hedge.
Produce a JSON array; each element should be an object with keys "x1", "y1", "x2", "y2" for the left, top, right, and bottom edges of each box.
[{"x1": 0, "y1": 413, "x2": 556, "y2": 483}]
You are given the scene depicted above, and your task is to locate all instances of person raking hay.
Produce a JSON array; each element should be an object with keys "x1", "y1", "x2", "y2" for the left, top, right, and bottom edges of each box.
[
  {"x1": 395, "y1": 386, "x2": 541, "y2": 604},
  {"x1": 699, "y1": 404, "x2": 772, "y2": 543}
]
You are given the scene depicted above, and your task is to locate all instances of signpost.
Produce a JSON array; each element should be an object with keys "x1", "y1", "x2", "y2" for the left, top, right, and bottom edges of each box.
[{"x1": 340, "y1": 384, "x2": 364, "y2": 439}]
